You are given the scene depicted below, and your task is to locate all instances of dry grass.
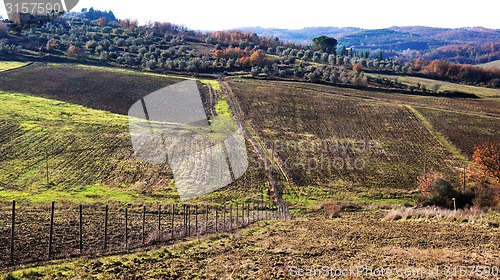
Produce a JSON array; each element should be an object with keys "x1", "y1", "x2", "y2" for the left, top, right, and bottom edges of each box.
[
  {"x1": 5, "y1": 210, "x2": 499, "y2": 279},
  {"x1": 317, "y1": 201, "x2": 362, "y2": 218},
  {"x1": 382, "y1": 206, "x2": 492, "y2": 225}
]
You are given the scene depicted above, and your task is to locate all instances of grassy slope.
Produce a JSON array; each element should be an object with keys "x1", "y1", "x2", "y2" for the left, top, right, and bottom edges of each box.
[
  {"x1": 405, "y1": 105, "x2": 468, "y2": 163},
  {"x1": 1, "y1": 62, "x2": 499, "y2": 276},
  {"x1": 0, "y1": 64, "x2": 267, "y2": 205},
  {"x1": 4, "y1": 211, "x2": 499, "y2": 279},
  {"x1": 0, "y1": 61, "x2": 29, "y2": 72},
  {"x1": 0, "y1": 91, "x2": 174, "y2": 204}
]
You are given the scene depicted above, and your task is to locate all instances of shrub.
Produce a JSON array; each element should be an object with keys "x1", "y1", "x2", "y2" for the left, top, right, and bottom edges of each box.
[
  {"x1": 321, "y1": 201, "x2": 343, "y2": 218},
  {"x1": 318, "y1": 201, "x2": 360, "y2": 218},
  {"x1": 383, "y1": 206, "x2": 487, "y2": 224},
  {"x1": 417, "y1": 172, "x2": 472, "y2": 208},
  {"x1": 472, "y1": 181, "x2": 498, "y2": 208}
]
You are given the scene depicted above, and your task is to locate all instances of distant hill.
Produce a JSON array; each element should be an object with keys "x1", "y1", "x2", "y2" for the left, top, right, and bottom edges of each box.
[
  {"x1": 238, "y1": 26, "x2": 362, "y2": 45},
  {"x1": 242, "y1": 26, "x2": 500, "y2": 64}
]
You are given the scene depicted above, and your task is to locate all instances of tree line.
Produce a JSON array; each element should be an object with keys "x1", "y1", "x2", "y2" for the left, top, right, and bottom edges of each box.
[{"x1": 1, "y1": 13, "x2": 499, "y2": 89}]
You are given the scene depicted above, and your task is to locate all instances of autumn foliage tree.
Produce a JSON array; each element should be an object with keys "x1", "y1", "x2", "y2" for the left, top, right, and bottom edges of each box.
[
  {"x1": 353, "y1": 63, "x2": 363, "y2": 73},
  {"x1": 467, "y1": 143, "x2": 500, "y2": 207},
  {"x1": 421, "y1": 59, "x2": 500, "y2": 87},
  {"x1": 250, "y1": 49, "x2": 266, "y2": 66},
  {"x1": 67, "y1": 45, "x2": 81, "y2": 57},
  {"x1": 119, "y1": 19, "x2": 138, "y2": 31},
  {"x1": 473, "y1": 143, "x2": 500, "y2": 181},
  {"x1": 97, "y1": 17, "x2": 107, "y2": 27}
]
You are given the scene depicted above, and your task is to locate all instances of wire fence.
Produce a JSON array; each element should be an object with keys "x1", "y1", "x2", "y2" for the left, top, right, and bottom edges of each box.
[{"x1": 0, "y1": 200, "x2": 290, "y2": 267}]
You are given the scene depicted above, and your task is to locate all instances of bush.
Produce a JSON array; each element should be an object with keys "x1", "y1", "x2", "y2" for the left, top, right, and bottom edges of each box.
[
  {"x1": 417, "y1": 173, "x2": 473, "y2": 208},
  {"x1": 318, "y1": 201, "x2": 360, "y2": 218},
  {"x1": 471, "y1": 179, "x2": 499, "y2": 208}
]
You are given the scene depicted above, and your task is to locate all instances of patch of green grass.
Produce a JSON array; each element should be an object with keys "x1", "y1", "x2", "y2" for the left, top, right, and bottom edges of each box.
[
  {"x1": 0, "y1": 92, "x2": 165, "y2": 204},
  {"x1": 214, "y1": 96, "x2": 232, "y2": 117},
  {"x1": 73, "y1": 63, "x2": 190, "y2": 80},
  {"x1": 0, "y1": 72, "x2": 267, "y2": 205},
  {"x1": 201, "y1": 79, "x2": 222, "y2": 93},
  {"x1": 0, "y1": 61, "x2": 29, "y2": 72},
  {"x1": 0, "y1": 92, "x2": 128, "y2": 127}
]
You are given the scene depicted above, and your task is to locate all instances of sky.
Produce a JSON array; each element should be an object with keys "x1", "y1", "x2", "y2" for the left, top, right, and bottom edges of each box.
[{"x1": 1, "y1": 0, "x2": 499, "y2": 31}]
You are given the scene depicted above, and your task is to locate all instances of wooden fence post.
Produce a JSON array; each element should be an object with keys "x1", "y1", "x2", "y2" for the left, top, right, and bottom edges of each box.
[
  {"x1": 104, "y1": 205, "x2": 108, "y2": 251},
  {"x1": 186, "y1": 205, "x2": 191, "y2": 236},
  {"x1": 241, "y1": 203, "x2": 245, "y2": 225},
  {"x1": 10, "y1": 200, "x2": 15, "y2": 264},
  {"x1": 187, "y1": 205, "x2": 191, "y2": 236},
  {"x1": 142, "y1": 205, "x2": 146, "y2": 245},
  {"x1": 215, "y1": 206, "x2": 218, "y2": 233},
  {"x1": 157, "y1": 205, "x2": 161, "y2": 242},
  {"x1": 252, "y1": 202, "x2": 255, "y2": 222},
  {"x1": 79, "y1": 204, "x2": 83, "y2": 255},
  {"x1": 247, "y1": 203, "x2": 250, "y2": 224},
  {"x1": 182, "y1": 204, "x2": 186, "y2": 237},
  {"x1": 235, "y1": 204, "x2": 239, "y2": 227},
  {"x1": 195, "y1": 205, "x2": 198, "y2": 235},
  {"x1": 171, "y1": 204, "x2": 175, "y2": 240},
  {"x1": 229, "y1": 205, "x2": 233, "y2": 228},
  {"x1": 205, "y1": 205, "x2": 209, "y2": 233},
  {"x1": 125, "y1": 208, "x2": 128, "y2": 249},
  {"x1": 223, "y1": 205, "x2": 226, "y2": 230},
  {"x1": 48, "y1": 201, "x2": 55, "y2": 258}
]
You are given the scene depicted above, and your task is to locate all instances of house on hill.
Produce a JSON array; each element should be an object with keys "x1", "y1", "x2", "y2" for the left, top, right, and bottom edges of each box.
[{"x1": 11, "y1": 11, "x2": 62, "y2": 25}]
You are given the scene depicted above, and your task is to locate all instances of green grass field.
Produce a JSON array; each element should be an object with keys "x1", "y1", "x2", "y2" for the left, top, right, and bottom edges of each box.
[{"x1": 369, "y1": 73, "x2": 500, "y2": 99}]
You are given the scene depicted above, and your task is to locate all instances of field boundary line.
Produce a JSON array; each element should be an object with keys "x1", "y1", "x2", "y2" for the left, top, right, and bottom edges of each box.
[{"x1": 405, "y1": 104, "x2": 468, "y2": 163}]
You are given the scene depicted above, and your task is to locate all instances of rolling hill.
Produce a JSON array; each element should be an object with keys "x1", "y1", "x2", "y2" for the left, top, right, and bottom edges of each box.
[
  {"x1": 0, "y1": 60, "x2": 499, "y2": 277},
  {"x1": 243, "y1": 26, "x2": 500, "y2": 64},
  {"x1": 480, "y1": 60, "x2": 500, "y2": 68},
  {"x1": 0, "y1": 63, "x2": 267, "y2": 204},
  {"x1": 227, "y1": 77, "x2": 500, "y2": 204},
  {"x1": 1, "y1": 10, "x2": 500, "y2": 278}
]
